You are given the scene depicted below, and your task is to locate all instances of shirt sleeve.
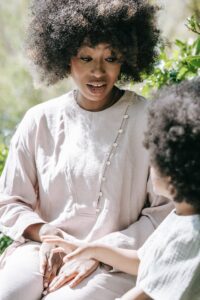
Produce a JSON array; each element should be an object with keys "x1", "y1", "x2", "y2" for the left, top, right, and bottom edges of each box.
[
  {"x1": 0, "y1": 109, "x2": 46, "y2": 243},
  {"x1": 96, "y1": 175, "x2": 174, "y2": 250}
]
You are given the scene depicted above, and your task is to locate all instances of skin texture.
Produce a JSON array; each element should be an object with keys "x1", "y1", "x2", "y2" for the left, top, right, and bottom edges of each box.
[
  {"x1": 42, "y1": 237, "x2": 151, "y2": 299},
  {"x1": 70, "y1": 43, "x2": 123, "y2": 111}
]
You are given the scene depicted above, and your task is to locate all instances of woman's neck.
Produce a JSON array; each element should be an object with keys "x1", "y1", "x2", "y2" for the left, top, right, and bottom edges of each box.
[{"x1": 76, "y1": 87, "x2": 124, "y2": 112}]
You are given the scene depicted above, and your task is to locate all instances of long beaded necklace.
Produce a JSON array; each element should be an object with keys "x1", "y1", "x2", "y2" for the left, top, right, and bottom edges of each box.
[{"x1": 67, "y1": 89, "x2": 131, "y2": 214}]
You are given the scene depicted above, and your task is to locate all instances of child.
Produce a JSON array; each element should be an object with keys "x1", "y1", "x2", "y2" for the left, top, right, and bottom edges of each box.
[{"x1": 44, "y1": 77, "x2": 200, "y2": 299}]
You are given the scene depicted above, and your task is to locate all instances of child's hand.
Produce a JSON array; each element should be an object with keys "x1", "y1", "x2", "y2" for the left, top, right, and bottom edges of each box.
[
  {"x1": 64, "y1": 244, "x2": 96, "y2": 263},
  {"x1": 41, "y1": 235, "x2": 81, "y2": 254}
]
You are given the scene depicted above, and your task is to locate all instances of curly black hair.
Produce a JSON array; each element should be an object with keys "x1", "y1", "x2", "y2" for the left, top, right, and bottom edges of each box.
[
  {"x1": 26, "y1": 0, "x2": 159, "y2": 85},
  {"x1": 144, "y1": 77, "x2": 200, "y2": 211}
]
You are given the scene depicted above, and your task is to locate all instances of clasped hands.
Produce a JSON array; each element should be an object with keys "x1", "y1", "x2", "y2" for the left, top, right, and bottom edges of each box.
[{"x1": 40, "y1": 234, "x2": 99, "y2": 294}]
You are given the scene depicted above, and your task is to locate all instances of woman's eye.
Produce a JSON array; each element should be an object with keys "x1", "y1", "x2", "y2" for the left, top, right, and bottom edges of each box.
[
  {"x1": 80, "y1": 56, "x2": 92, "y2": 62},
  {"x1": 105, "y1": 57, "x2": 118, "y2": 63}
]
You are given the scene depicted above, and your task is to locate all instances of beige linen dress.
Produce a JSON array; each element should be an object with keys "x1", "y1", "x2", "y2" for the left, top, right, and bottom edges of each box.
[{"x1": 0, "y1": 90, "x2": 173, "y2": 300}]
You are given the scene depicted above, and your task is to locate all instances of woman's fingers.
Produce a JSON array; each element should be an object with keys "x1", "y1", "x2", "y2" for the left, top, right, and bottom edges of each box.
[
  {"x1": 68, "y1": 271, "x2": 85, "y2": 288},
  {"x1": 39, "y1": 247, "x2": 48, "y2": 274},
  {"x1": 48, "y1": 272, "x2": 77, "y2": 292},
  {"x1": 69, "y1": 260, "x2": 99, "y2": 288},
  {"x1": 45, "y1": 256, "x2": 99, "y2": 292},
  {"x1": 49, "y1": 247, "x2": 65, "y2": 269}
]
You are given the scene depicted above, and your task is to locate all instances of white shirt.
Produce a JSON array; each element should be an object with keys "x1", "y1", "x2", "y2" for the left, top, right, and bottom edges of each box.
[{"x1": 137, "y1": 210, "x2": 200, "y2": 300}]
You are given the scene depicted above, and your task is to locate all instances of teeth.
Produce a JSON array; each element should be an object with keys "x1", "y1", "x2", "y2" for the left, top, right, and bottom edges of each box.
[{"x1": 88, "y1": 83, "x2": 105, "y2": 87}]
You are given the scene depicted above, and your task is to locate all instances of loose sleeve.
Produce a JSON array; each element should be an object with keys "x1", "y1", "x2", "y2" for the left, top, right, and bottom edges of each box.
[
  {"x1": 0, "y1": 110, "x2": 46, "y2": 243},
  {"x1": 96, "y1": 175, "x2": 174, "y2": 250}
]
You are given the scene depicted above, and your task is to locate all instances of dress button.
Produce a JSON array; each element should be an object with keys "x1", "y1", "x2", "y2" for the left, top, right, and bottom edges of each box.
[
  {"x1": 96, "y1": 208, "x2": 100, "y2": 213},
  {"x1": 113, "y1": 142, "x2": 118, "y2": 147},
  {"x1": 106, "y1": 161, "x2": 111, "y2": 165},
  {"x1": 123, "y1": 114, "x2": 129, "y2": 119},
  {"x1": 118, "y1": 129, "x2": 123, "y2": 133},
  {"x1": 102, "y1": 176, "x2": 106, "y2": 181},
  {"x1": 99, "y1": 191, "x2": 103, "y2": 197}
]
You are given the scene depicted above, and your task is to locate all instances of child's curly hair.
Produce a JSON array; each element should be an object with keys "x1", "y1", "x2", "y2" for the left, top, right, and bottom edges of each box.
[
  {"x1": 26, "y1": 0, "x2": 159, "y2": 85},
  {"x1": 144, "y1": 77, "x2": 200, "y2": 212}
]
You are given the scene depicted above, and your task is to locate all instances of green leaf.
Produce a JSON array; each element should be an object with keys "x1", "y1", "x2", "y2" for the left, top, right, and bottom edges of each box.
[
  {"x1": 177, "y1": 67, "x2": 189, "y2": 80},
  {"x1": 195, "y1": 38, "x2": 200, "y2": 55},
  {"x1": 186, "y1": 56, "x2": 200, "y2": 67}
]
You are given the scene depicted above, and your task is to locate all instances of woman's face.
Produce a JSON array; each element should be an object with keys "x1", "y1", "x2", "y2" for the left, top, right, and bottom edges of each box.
[{"x1": 70, "y1": 43, "x2": 123, "y2": 111}]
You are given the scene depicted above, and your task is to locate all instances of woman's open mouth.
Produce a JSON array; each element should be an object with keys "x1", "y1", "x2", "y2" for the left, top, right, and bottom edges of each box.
[{"x1": 87, "y1": 82, "x2": 107, "y2": 94}]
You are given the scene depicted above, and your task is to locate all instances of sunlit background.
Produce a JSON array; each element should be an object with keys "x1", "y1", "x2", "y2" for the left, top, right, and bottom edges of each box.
[{"x1": 0, "y1": 0, "x2": 199, "y2": 142}]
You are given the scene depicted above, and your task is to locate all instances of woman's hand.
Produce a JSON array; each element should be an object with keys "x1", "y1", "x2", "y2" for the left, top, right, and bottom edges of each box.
[
  {"x1": 41, "y1": 235, "x2": 82, "y2": 288},
  {"x1": 47, "y1": 258, "x2": 99, "y2": 292},
  {"x1": 39, "y1": 240, "x2": 65, "y2": 288}
]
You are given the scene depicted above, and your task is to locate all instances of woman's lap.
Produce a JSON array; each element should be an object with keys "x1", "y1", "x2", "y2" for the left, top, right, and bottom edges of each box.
[
  {"x1": 0, "y1": 242, "x2": 135, "y2": 300},
  {"x1": 0, "y1": 242, "x2": 43, "y2": 300},
  {"x1": 43, "y1": 269, "x2": 135, "y2": 300}
]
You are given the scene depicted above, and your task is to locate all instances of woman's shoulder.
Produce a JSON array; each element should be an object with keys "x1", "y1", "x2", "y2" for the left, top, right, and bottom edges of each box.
[
  {"x1": 123, "y1": 89, "x2": 148, "y2": 113},
  {"x1": 26, "y1": 90, "x2": 74, "y2": 119}
]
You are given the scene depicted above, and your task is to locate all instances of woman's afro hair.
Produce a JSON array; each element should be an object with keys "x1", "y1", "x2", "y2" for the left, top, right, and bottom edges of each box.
[
  {"x1": 144, "y1": 77, "x2": 200, "y2": 211},
  {"x1": 26, "y1": 0, "x2": 160, "y2": 85}
]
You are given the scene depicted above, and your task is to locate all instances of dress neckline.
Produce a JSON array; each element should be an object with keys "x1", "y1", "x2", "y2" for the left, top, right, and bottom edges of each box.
[{"x1": 72, "y1": 89, "x2": 131, "y2": 114}]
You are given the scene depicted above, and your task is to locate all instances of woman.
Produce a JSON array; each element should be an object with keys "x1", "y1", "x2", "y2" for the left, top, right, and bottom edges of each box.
[{"x1": 0, "y1": 1, "x2": 173, "y2": 299}]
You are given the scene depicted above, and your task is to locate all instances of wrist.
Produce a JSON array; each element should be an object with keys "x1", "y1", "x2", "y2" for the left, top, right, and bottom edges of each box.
[{"x1": 39, "y1": 224, "x2": 64, "y2": 241}]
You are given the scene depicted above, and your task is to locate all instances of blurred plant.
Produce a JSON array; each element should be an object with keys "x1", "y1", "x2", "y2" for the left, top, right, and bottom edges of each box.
[
  {"x1": 186, "y1": 15, "x2": 200, "y2": 34},
  {"x1": 0, "y1": 233, "x2": 12, "y2": 255},
  {"x1": 0, "y1": 144, "x2": 13, "y2": 254},
  {"x1": 141, "y1": 15, "x2": 200, "y2": 96},
  {"x1": 0, "y1": 144, "x2": 8, "y2": 174}
]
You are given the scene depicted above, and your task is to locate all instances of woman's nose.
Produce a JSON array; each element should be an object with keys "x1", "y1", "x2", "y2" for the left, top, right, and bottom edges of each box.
[{"x1": 91, "y1": 60, "x2": 105, "y2": 77}]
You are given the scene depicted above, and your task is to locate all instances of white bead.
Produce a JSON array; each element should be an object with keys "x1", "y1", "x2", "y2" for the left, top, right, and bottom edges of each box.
[
  {"x1": 118, "y1": 129, "x2": 123, "y2": 133},
  {"x1": 102, "y1": 176, "x2": 106, "y2": 181},
  {"x1": 96, "y1": 208, "x2": 100, "y2": 213},
  {"x1": 106, "y1": 161, "x2": 111, "y2": 165},
  {"x1": 99, "y1": 191, "x2": 103, "y2": 197},
  {"x1": 113, "y1": 143, "x2": 118, "y2": 147},
  {"x1": 123, "y1": 114, "x2": 129, "y2": 119}
]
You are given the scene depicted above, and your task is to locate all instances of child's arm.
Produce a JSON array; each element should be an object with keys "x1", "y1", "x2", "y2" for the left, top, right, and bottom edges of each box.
[
  {"x1": 43, "y1": 236, "x2": 140, "y2": 275},
  {"x1": 66, "y1": 243, "x2": 140, "y2": 275},
  {"x1": 118, "y1": 286, "x2": 152, "y2": 300}
]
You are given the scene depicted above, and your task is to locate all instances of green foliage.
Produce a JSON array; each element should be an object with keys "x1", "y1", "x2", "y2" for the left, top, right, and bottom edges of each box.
[
  {"x1": 0, "y1": 2, "x2": 72, "y2": 142},
  {"x1": 0, "y1": 234, "x2": 12, "y2": 255},
  {"x1": 0, "y1": 144, "x2": 8, "y2": 174},
  {"x1": 142, "y1": 16, "x2": 200, "y2": 97},
  {"x1": 0, "y1": 144, "x2": 12, "y2": 254}
]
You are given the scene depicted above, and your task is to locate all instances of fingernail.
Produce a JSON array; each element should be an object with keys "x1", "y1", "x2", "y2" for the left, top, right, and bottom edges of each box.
[{"x1": 44, "y1": 282, "x2": 48, "y2": 288}]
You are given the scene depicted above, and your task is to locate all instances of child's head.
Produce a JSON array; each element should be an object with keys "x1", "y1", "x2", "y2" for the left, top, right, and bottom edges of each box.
[
  {"x1": 26, "y1": 0, "x2": 159, "y2": 85},
  {"x1": 144, "y1": 77, "x2": 200, "y2": 212}
]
